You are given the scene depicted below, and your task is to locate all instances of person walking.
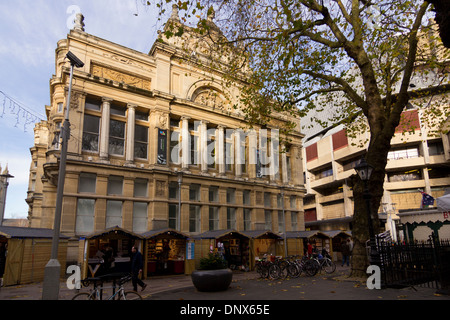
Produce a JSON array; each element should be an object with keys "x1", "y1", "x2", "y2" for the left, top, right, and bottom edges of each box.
[
  {"x1": 131, "y1": 245, "x2": 147, "y2": 292},
  {"x1": 341, "y1": 239, "x2": 351, "y2": 267}
]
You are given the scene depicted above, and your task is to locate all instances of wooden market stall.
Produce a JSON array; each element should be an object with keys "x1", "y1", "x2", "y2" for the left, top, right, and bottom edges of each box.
[
  {"x1": 241, "y1": 230, "x2": 282, "y2": 270},
  {"x1": 322, "y1": 230, "x2": 352, "y2": 261},
  {"x1": 0, "y1": 226, "x2": 68, "y2": 286},
  {"x1": 193, "y1": 229, "x2": 250, "y2": 271},
  {"x1": 141, "y1": 228, "x2": 190, "y2": 277},
  {"x1": 79, "y1": 226, "x2": 144, "y2": 280},
  {"x1": 286, "y1": 230, "x2": 331, "y2": 257}
]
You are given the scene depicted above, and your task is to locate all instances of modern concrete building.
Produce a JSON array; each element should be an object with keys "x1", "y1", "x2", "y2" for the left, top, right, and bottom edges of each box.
[
  {"x1": 26, "y1": 8, "x2": 305, "y2": 268},
  {"x1": 302, "y1": 101, "x2": 450, "y2": 240}
]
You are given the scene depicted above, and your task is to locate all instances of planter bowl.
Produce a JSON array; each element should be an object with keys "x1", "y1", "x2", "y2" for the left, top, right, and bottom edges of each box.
[{"x1": 191, "y1": 268, "x2": 233, "y2": 292}]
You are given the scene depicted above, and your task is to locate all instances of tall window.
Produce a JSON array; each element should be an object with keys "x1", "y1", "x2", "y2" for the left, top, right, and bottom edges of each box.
[
  {"x1": 169, "y1": 204, "x2": 178, "y2": 229},
  {"x1": 243, "y1": 208, "x2": 251, "y2": 230},
  {"x1": 76, "y1": 199, "x2": 95, "y2": 234},
  {"x1": 207, "y1": 126, "x2": 216, "y2": 169},
  {"x1": 109, "y1": 119, "x2": 125, "y2": 156},
  {"x1": 278, "y1": 211, "x2": 285, "y2": 233},
  {"x1": 189, "y1": 205, "x2": 201, "y2": 232},
  {"x1": 133, "y1": 202, "x2": 147, "y2": 233},
  {"x1": 291, "y1": 212, "x2": 298, "y2": 231},
  {"x1": 134, "y1": 124, "x2": 148, "y2": 159},
  {"x1": 82, "y1": 114, "x2": 100, "y2": 152},
  {"x1": 106, "y1": 200, "x2": 122, "y2": 228},
  {"x1": 190, "y1": 121, "x2": 200, "y2": 166},
  {"x1": 227, "y1": 208, "x2": 236, "y2": 229},
  {"x1": 209, "y1": 206, "x2": 219, "y2": 230},
  {"x1": 264, "y1": 210, "x2": 272, "y2": 230}
]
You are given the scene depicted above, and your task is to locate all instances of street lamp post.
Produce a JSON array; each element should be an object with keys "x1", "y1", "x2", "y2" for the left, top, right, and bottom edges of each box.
[
  {"x1": 0, "y1": 170, "x2": 14, "y2": 226},
  {"x1": 280, "y1": 186, "x2": 287, "y2": 257},
  {"x1": 177, "y1": 171, "x2": 183, "y2": 231},
  {"x1": 354, "y1": 158, "x2": 381, "y2": 267},
  {"x1": 42, "y1": 51, "x2": 84, "y2": 300}
]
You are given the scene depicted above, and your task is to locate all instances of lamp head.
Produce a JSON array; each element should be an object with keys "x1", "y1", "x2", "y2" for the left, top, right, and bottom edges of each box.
[{"x1": 354, "y1": 158, "x2": 374, "y2": 181}]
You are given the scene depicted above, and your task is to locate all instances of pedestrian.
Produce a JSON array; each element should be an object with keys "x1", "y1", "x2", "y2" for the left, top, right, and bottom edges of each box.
[
  {"x1": 341, "y1": 239, "x2": 351, "y2": 267},
  {"x1": 131, "y1": 245, "x2": 147, "y2": 292},
  {"x1": 306, "y1": 241, "x2": 313, "y2": 257}
]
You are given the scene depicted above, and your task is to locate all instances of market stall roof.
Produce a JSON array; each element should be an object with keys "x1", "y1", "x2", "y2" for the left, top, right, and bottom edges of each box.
[
  {"x1": 241, "y1": 230, "x2": 282, "y2": 239},
  {"x1": 437, "y1": 194, "x2": 450, "y2": 211},
  {"x1": 321, "y1": 230, "x2": 352, "y2": 238},
  {"x1": 82, "y1": 226, "x2": 144, "y2": 240},
  {"x1": 141, "y1": 228, "x2": 189, "y2": 239},
  {"x1": 0, "y1": 226, "x2": 69, "y2": 239},
  {"x1": 285, "y1": 230, "x2": 330, "y2": 239},
  {"x1": 193, "y1": 229, "x2": 249, "y2": 240}
]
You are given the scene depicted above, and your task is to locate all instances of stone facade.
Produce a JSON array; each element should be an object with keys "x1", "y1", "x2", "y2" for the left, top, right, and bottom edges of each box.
[{"x1": 26, "y1": 10, "x2": 305, "y2": 263}]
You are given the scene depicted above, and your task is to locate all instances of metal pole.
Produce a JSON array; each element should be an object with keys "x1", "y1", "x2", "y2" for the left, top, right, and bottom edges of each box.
[
  {"x1": 42, "y1": 63, "x2": 74, "y2": 300},
  {"x1": 281, "y1": 187, "x2": 287, "y2": 257},
  {"x1": 177, "y1": 172, "x2": 182, "y2": 231}
]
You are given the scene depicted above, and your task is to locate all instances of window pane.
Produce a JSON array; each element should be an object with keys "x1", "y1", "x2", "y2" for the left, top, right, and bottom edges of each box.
[
  {"x1": 82, "y1": 114, "x2": 100, "y2": 151},
  {"x1": 79, "y1": 173, "x2": 96, "y2": 193},
  {"x1": 133, "y1": 202, "x2": 147, "y2": 233},
  {"x1": 110, "y1": 104, "x2": 126, "y2": 116},
  {"x1": 108, "y1": 176, "x2": 123, "y2": 195},
  {"x1": 106, "y1": 200, "x2": 122, "y2": 228},
  {"x1": 189, "y1": 205, "x2": 200, "y2": 232},
  {"x1": 134, "y1": 178, "x2": 148, "y2": 197},
  {"x1": 85, "y1": 99, "x2": 101, "y2": 111},
  {"x1": 209, "y1": 206, "x2": 219, "y2": 230},
  {"x1": 227, "y1": 207, "x2": 236, "y2": 229},
  {"x1": 169, "y1": 204, "x2": 178, "y2": 229},
  {"x1": 76, "y1": 199, "x2": 95, "y2": 234}
]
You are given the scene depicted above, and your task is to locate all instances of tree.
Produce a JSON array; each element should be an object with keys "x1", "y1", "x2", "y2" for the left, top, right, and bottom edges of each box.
[{"x1": 147, "y1": 0, "x2": 450, "y2": 276}]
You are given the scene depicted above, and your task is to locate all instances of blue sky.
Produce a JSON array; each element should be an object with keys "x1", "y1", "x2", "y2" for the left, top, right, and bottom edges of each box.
[{"x1": 0, "y1": 0, "x2": 163, "y2": 219}]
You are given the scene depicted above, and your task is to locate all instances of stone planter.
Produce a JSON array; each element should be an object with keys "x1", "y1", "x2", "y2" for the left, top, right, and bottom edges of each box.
[{"x1": 191, "y1": 268, "x2": 233, "y2": 292}]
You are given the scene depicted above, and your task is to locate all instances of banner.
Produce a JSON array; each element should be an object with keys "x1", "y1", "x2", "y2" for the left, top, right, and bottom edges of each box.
[{"x1": 157, "y1": 129, "x2": 167, "y2": 165}]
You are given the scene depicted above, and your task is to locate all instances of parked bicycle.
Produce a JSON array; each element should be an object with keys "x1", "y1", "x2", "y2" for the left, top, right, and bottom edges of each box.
[
  {"x1": 72, "y1": 273, "x2": 143, "y2": 300},
  {"x1": 311, "y1": 252, "x2": 336, "y2": 274}
]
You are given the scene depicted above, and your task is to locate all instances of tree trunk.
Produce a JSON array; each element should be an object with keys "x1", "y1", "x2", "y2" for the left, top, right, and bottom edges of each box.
[{"x1": 350, "y1": 123, "x2": 395, "y2": 277}]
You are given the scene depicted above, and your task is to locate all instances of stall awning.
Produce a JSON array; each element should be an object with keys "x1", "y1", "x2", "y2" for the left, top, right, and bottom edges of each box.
[
  {"x1": 193, "y1": 229, "x2": 249, "y2": 240},
  {"x1": 321, "y1": 230, "x2": 352, "y2": 238},
  {"x1": 241, "y1": 230, "x2": 282, "y2": 239},
  {"x1": 141, "y1": 228, "x2": 189, "y2": 239},
  {"x1": 285, "y1": 230, "x2": 331, "y2": 239},
  {"x1": 0, "y1": 226, "x2": 69, "y2": 239},
  {"x1": 82, "y1": 226, "x2": 144, "y2": 240}
]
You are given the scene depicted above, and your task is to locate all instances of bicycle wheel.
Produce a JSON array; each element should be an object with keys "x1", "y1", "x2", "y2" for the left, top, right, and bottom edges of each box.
[
  {"x1": 322, "y1": 258, "x2": 336, "y2": 274},
  {"x1": 304, "y1": 259, "x2": 318, "y2": 277},
  {"x1": 72, "y1": 292, "x2": 95, "y2": 300},
  {"x1": 124, "y1": 291, "x2": 143, "y2": 300},
  {"x1": 287, "y1": 263, "x2": 300, "y2": 278},
  {"x1": 268, "y1": 264, "x2": 280, "y2": 280}
]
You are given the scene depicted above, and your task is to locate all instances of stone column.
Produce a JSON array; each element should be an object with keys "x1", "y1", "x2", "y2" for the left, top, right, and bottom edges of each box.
[
  {"x1": 235, "y1": 129, "x2": 243, "y2": 178},
  {"x1": 248, "y1": 129, "x2": 257, "y2": 179},
  {"x1": 125, "y1": 104, "x2": 136, "y2": 164},
  {"x1": 181, "y1": 116, "x2": 190, "y2": 170},
  {"x1": 217, "y1": 125, "x2": 225, "y2": 176},
  {"x1": 200, "y1": 120, "x2": 209, "y2": 174},
  {"x1": 99, "y1": 97, "x2": 113, "y2": 160}
]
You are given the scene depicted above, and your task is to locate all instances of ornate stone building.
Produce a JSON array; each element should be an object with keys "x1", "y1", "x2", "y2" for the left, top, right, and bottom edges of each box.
[{"x1": 26, "y1": 8, "x2": 305, "y2": 264}]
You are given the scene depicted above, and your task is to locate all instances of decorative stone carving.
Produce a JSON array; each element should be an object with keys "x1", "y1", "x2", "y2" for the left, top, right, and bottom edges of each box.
[{"x1": 91, "y1": 63, "x2": 151, "y2": 90}]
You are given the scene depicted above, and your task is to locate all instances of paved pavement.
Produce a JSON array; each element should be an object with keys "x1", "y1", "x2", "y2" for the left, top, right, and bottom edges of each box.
[{"x1": 0, "y1": 265, "x2": 448, "y2": 301}]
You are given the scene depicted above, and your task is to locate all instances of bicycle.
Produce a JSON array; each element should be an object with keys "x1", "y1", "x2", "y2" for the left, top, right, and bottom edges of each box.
[
  {"x1": 311, "y1": 254, "x2": 336, "y2": 274},
  {"x1": 72, "y1": 273, "x2": 143, "y2": 300}
]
